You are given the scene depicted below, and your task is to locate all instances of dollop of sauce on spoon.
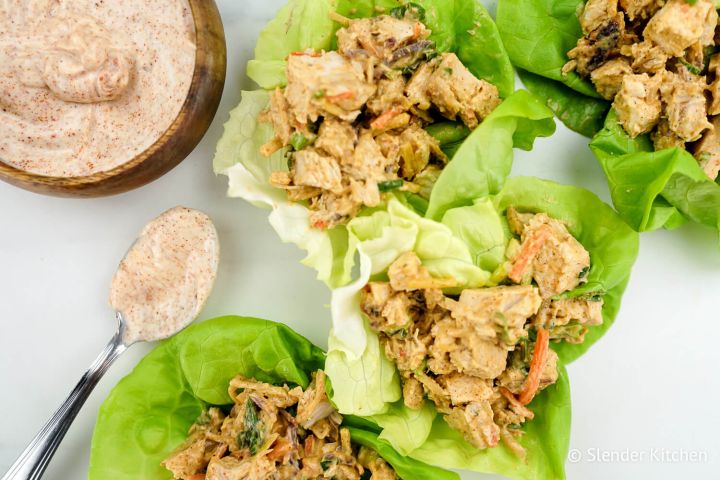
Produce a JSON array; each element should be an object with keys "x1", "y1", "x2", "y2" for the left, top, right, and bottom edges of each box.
[{"x1": 110, "y1": 207, "x2": 219, "y2": 345}]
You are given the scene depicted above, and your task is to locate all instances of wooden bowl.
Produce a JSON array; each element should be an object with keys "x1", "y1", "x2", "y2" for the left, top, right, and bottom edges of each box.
[{"x1": 0, "y1": 0, "x2": 227, "y2": 198}]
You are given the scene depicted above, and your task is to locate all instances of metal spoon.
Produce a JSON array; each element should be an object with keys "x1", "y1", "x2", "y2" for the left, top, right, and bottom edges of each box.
[{"x1": 1, "y1": 207, "x2": 219, "y2": 480}]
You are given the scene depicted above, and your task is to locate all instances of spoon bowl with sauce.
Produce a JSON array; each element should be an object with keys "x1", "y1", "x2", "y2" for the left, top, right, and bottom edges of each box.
[{"x1": 1, "y1": 206, "x2": 219, "y2": 480}]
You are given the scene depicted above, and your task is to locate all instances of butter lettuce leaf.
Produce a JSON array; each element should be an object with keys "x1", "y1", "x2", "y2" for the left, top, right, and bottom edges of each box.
[
  {"x1": 590, "y1": 110, "x2": 720, "y2": 237},
  {"x1": 89, "y1": 316, "x2": 453, "y2": 480}
]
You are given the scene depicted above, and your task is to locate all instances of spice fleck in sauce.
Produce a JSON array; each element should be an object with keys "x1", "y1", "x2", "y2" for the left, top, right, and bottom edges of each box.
[
  {"x1": 110, "y1": 207, "x2": 219, "y2": 345},
  {"x1": 0, "y1": 0, "x2": 196, "y2": 177}
]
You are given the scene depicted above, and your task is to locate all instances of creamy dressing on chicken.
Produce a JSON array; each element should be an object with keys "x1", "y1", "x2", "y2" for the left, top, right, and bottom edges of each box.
[
  {"x1": 110, "y1": 207, "x2": 219, "y2": 345},
  {"x1": 162, "y1": 371, "x2": 398, "y2": 480},
  {"x1": 0, "y1": 0, "x2": 196, "y2": 177},
  {"x1": 262, "y1": 7, "x2": 501, "y2": 230},
  {"x1": 362, "y1": 209, "x2": 601, "y2": 458},
  {"x1": 564, "y1": 0, "x2": 720, "y2": 180}
]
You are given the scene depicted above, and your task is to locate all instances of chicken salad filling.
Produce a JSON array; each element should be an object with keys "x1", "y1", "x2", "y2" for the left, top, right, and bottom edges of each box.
[
  {"x1": 564, "y1": 0, "x2": 720, "y2": 180},
  {"x1": 260, "y1": 5, "x2": 501, "y2": 230},
  {"x1": 360, "y1": 208, "x2": 602, "y2": 459},
  {"x1": 162, "y1": 370, "x2": 397, "y2": 480}
]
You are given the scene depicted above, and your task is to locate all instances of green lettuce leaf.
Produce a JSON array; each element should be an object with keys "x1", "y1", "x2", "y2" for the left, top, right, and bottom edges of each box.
[
  {"x1": 89, "y1": 316, "x2": 453, "y2": 480},
  {"x1": 324, "y1": 181, "x2": 636, "y2": 474},
  {"x1": 590, "y1": 110, "x2": 720, "y2": 236},
  {"x1": 426, "y1": 89, "x2": 556, "y2": 220},
  {"x1": 496, "y1": 0, "x2": 597, "y2": 98},
  {"x1": 250, "y1": 0, "x2": 515, "y2": 98},
  {"x1": 518, "y1": 68, "x2": 609, "y2": 138}
]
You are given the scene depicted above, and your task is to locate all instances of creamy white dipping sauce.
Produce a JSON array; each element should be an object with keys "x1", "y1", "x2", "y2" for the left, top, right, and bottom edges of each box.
[
  {"x1": 110, "y1": 207, "x2": 219, "y2": 345},
  {"x1": 0, "y1": 0, "x2": 196, "y2": 177}
]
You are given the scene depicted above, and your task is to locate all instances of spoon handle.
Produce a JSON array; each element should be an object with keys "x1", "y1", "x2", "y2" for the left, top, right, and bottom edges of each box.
[{"x1": 1, "y1": 329, "x2": 127, "y2": 480}]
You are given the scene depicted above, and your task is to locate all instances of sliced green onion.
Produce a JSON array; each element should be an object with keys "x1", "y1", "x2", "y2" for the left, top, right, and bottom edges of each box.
[
  {"x1": 679, "y1": 58, "x2": 702, "y2": 75},
  {"x1": 378, "y1": 179, "x2": 404, "y2": 192},
  {"x1": 290, "y1": 132, "x2": 311, "y2": 151}
]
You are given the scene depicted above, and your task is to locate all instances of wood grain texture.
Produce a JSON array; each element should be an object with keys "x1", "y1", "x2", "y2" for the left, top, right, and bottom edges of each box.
[{"x1": 0, "y1": 0, "x2": 227, "y2": 198}]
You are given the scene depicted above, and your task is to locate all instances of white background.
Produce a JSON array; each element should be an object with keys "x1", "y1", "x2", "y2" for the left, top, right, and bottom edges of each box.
[{"x1": 1, "y1": 1, "x2": 718, "y2": 479}]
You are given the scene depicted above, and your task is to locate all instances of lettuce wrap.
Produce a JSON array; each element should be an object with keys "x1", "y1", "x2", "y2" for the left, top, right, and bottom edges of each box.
[
  {"x1": 214, "y1": 0, "x2": 556, "y2": 288},
  {"x1": 88, "y1": 316, "x2": 457, "y2": 480},
  {"x1": 322, "y1": 113, "x2": 639, "y2": 478},
  {"x1": 495, "y1": 0, "x2": 720, "y2": 238}
]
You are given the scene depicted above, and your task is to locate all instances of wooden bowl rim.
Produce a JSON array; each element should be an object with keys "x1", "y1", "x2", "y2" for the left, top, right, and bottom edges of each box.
[{"x1": 0, "y1": 0, "x2": 226, "y2": 194}]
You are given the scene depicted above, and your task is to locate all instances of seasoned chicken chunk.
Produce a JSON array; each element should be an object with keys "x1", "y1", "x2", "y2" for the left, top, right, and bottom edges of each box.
[
  {"x1": 293, "y1": 148, "x2": 343, "y2": 193},
  {"x1": 534, "y1": 297, "x2": 604, "y2": 343},
  {"x1": 620, "y1": 0, "x2": 662, "y2": 20},
  {"x1": 565, "y1": 14, "x2": 626, "y2": 76},
  {"x1": 445, "y1": 402, "x2": 500, "y2": 449},
  {"x1": 620, "y1": 41, "x2": 668, "y2": 74},
  {"x1": 398, "y1": 124, "x2": 447, "y2": 178},
  {"x1": 644, "y1": 0, "x2": 715, "y2": 56},
  {"x1": 260, "y1": 88, "x2": 293, "y2": 156},
  {"x1": 444, "y1": 286, "x2": 542, "y2": 344},
  {"x1": 336, "y1": 15, "x2": 430, "y2": 64},
  {"x1": 420, "y1": 53, "x2": 501, "y2": 129},
  {"x1": 613, "y1": 73, "x2": 662, "y2": 138},
  {"x1": 590, "y1": 57, "x2": 632, "y2": 100},
  {"x1": 342, "y1": 129, "x2": 392, "y2": 183},
  {"x1": 579, "y1": 0, "x2": 618, "y2": 33},
  {"x1": 388, "y1": 251, "x2": 456, "y2": 290},
  {"x1": 693, "y1": 116, "x2": 720, "y2": 180},
  {"x1": 661, "y1": 69, "x2": 712, "y2": 142},
  {"x1": 366, "y1": 76, "x2": 409, "y2": 115},
  {"x1": 315, "y1": 118, "x2": 357, "y2": 160},
  {"x1": 508, "y1": 210, "x2": 591, "y2": 298},
  {"x1": 285, "y1": 51, "x2": 376, "y2": 124},
  {"x1": 651, "y1": 118, "x2": 685, "y2": 151},
  {"x1": 439, "y1": 372, "x2": 494, "y2": 405},
  {"x1": 162, "y1": 434, "x2": 207, "y2": 479}
]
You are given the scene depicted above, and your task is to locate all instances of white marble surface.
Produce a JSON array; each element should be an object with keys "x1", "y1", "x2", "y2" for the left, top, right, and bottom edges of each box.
[{"x1": 0, "y1": 1, "x2": 718, "y2": 479}]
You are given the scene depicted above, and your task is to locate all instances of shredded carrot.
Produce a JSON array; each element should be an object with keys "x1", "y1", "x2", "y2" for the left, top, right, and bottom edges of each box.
[
  {"x1": 289, "y1": 51, "x2": 322, "y2": 57},
  {"x1": 508, "y1": 225, "x2": 551, "y2": 283},
  {"x1": 325, "y1": 91, "x2": 356, "y2": 102},
  {"x1": 311, "y1": 219, "x2": 329, "y2": 230},
  {"x1": 518, "y1": 328, "x2": 550, "y2": 405},
  {"x1": 499, "y1": 387, "x2": 534, "y2": 420},
  {"x1": 267, "y1": 439, "x2": 292, "y2": 461},
  {"x1": 370, "y1": 107, "x2": 403, "y2": 130},
  {"x1": 413, "y1": 22, "x2": 423, "y2": 39}
]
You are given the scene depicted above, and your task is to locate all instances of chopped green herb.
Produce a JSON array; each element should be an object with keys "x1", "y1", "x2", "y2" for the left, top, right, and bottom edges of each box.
[
  {"x1": 194, "y1": 411, "x2": 210, "y2": 426},
  {"x1": 444, "y1": 67, "x2": 453, "y2": 75},
  {"x1": 290, "y1": 132, "x2": 312, "y2": 151},
  {"x1": 313, "y1": 90, "x2": 326, "y2": 99},
  {"x1": 495, "y1": 312, "x2": 514, "y2": 345},
  {"x1": 237, "y1": 399, "x2": 264, "y2": 454},
  {"x1": 390, "y1": 2, "x2": 426, "y2": 20},
  {"x1": 378, "y1": 179, "x2": 404, "y2": 192},
  {"x1": 320, "y1": 455, "x2": 337, "y2": 471},
  {"x1": 679, "y1": 58, "x2": 702, "y2": 75},
  {"x1": 578, "y1": 266, "x2": 590, "y2": 279}
]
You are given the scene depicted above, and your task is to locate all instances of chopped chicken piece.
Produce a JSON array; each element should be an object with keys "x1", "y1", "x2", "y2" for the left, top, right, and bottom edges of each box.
[
  {"x1": 613, "y1": 73, "x2": 662, "y2": 138},
  {"x1": 293, "y1": 148, "x2": 344, "y2": 193},
  {"x1": 661, "y1": 68, "x2": 712, "y2": 142},
  {"x1": 342, "y1": 129, "x2": 392, "y2": 183},
  {"x1": 446, "y1": 332, "x2": 508, "y2": 379},
  {"x1": 620, "y1": 41, "x2": 668, "y2": 74},
  {"x1": 443, "y1": 286, "x2": 542, "y2": 344},
  {"x1": 651, "y1": 118, "x2": 685, "y2": 151},
  {"x1": 397, "y1": 124, "x2": 447, "y2": 178},
  {"x1": 260, "y1": 88, "x2": 293, "y2": 156},
  {"x1": 405, "y1": 59, "x2": 435, "y2": 110},
  {"x1": 564, "y1": 14, "x2": 626, "y2": 76},
  {"x1": 445, "y1": 402, "x2": 500, "y2": 449},
  {"x1": 644, "y1": 0, "x2": 715, "y2": 56},
  {"x1": 285, "y1": 51, "x2": 376, "y2": 124},
  {"x1": 439, "y1": 373, "x2": 494, "y2": 405},
  {"x1": 534, "y1": 298, "x2": 604, "y2": 343},
  {"x1": 309, "y1": 190, "x2": 361, "y2": 229},
  {"x1": 693, "y1": 117, "x2": 720, "y2": 180},
  {"x1": 367, "y1": 76, "x2": 409, "y2": 115},
  {"x1": 619, "y1": 0, "x2": 662, "y2": 20},
  {"x1": 315, "y1": 118, "x2": 357, "y2": 160},
  {"x1": 385, "y1": 332, "x2": 428, "y2": 372},
  {"x1": 579, "y1": 0, "x2": 618, "y2": 33},
  {"x1": 427, "y1": 53, "x2": 501, "y2": 129},
  {"x1": 591, "y1": 57, "x2": 633, "y2": 100},
  {"x1": 403, "y1": 376, "x2": 426, "y2": 409},
  {"x1": 508, "y1": 209, "x2": 591, "y2": 298},
  {"x1": 164, "y1": 372, "x2": 397, "y2": 480},
  {"x1": 336, "y1": 15, "x2": 430, "y2": 64},
  {"x1": 388, "y1": 251, "x2": 456, "y2": 290}
]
